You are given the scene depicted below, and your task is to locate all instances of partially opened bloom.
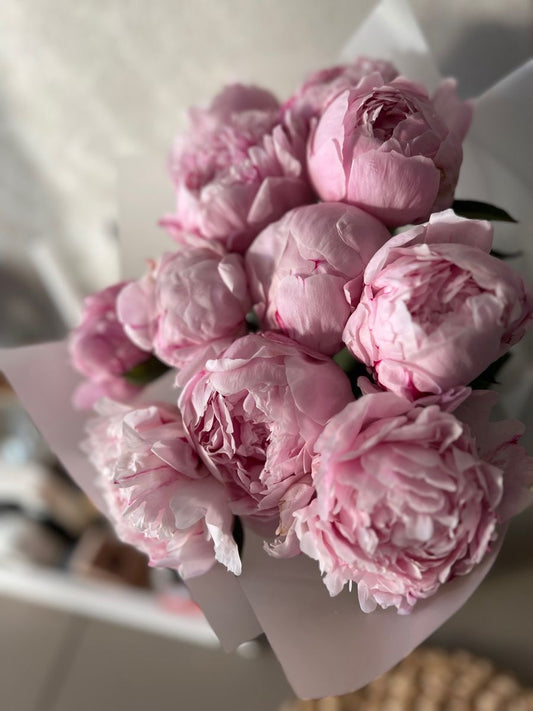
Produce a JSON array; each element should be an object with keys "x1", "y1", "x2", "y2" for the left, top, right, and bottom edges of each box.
[
  {"x1": 293, "y1": 392, "x2": 508, "y2": 614},
  {"x1": 84, "y1": 400, "x2": 241, "y2": 578},
  {"x1": 307, "y1": 73, "x2": 472, "y2": 227},
  {"x1": 164, "y1": 84, "x2": 313, "y2": 253},
  {"x1": 454, "y1": 390, "x2": 533, "y2": 520},
  {"x1": 179, "y1": 332, "x2": 353, "y2": 532},
  {"x1": 117, "y1": 243, "x2": 250, "y2": 376},
  {"x1": 344, "y1": 212, "x2": 533, "y2": 400},
  {"x1": 69, "y1": 282, "x2": 150, "y2": 409},
  {"x1": 284, "y1": 57, "x2": 398, "y2": 125},
  {"x1": 246, "y1": 203, "x2": 390, "y2": 355}
]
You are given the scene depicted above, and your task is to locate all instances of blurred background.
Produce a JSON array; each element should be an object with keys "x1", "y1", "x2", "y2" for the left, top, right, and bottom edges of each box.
[{"x1": 0, "y1": 1, "x2": 532, "y2": 709}]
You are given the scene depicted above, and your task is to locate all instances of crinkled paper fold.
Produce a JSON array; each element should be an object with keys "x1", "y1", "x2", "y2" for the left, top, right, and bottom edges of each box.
[
  {"x1": 2, "y1": 0, "x2": 533, "y2": 699},
  {"x1": 0, "y1": 342, "x2": 262, "y2": 650}
]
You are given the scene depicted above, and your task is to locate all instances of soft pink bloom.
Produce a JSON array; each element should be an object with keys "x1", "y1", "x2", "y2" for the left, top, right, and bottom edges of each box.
[
  {"x1": 84, "y1": 400, "x2": 241, "y2": 579},
  {"x1": 246, "y1": 203, "x2": 390, "y2": 355},
  {"x1": 307, "y1": 73, "x2": 472, "y2": 227},
  {"x1": 343, "y1": 211, "x2": 533, "y2": 400},
  {"x1": 117, "y1": 244, "x2": 250, "y2": 375},
  {"x1": 293, "y1": 392, "x2": 505, "y2": 614},
  {"x1": 357, "y1": 375, "x2": 472, "y2": 413},
  {"x1": 179, "y1": 332, "x2": 353, "y2": 533},
  {"x1": 454, "y1": 390, "x2": 533, "y2": 521},
  {"x1": 69, "y1": 283, "x2": 150, "y2": 409},
  {"x1": 284, "y1": 57, "x2": 398, "y2": 124},
  {"x1": 163, "y1": 84, "x2": 313, "y2": 253}
]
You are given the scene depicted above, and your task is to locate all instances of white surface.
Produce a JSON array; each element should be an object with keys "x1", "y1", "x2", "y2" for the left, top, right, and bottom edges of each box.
[
  {"x1": 0, "y1": 595, "x2": 76, "y2": 711},
  {"x1": 1, "y1": 513, "x2": 532, "y2": 711},
  {"x1": 0, "y1": 1, "x2": 531, "y2": 294},
  {"x1": 342, "y1": 0, "x2": 441, "y2": 89},
  {"x1": 0, "y1": 594, "x2": 292, "y2": 711},
  {"x1": 0, "y1": 562, "x2": 218, "y2": 646},
  {"x1": 44, "y1": 612, "x2": 291, "y2": 711}
]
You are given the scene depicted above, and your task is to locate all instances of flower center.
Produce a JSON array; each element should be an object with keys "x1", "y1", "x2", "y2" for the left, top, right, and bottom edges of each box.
[{"x1": 405, "y1": 261, "x2": 484, "y2": 335}]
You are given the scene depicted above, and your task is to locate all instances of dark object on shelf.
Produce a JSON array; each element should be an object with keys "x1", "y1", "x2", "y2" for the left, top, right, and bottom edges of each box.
[
  {"x1": 280, "y1": 648, "x2": 533, "y2": 710},
  {"x1": 69, "y1": 526, "x2": 151, "y2": 589},
  {"x1": 0, "y1": 262, "x2": 66, "y2": 347}
]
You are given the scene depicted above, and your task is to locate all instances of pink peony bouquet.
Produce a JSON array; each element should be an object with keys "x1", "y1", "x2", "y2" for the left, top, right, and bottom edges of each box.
[{"x1": 2, "y1": 0, "x2": 533, "y2": 700}]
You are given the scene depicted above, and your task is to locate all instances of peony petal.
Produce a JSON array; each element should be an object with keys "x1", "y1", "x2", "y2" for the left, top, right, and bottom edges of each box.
[{"x1": 346, "y1": 150, "x2": 440, "y2": 227}]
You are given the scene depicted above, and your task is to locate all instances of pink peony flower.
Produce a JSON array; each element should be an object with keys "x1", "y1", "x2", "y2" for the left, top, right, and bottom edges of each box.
[
  {"x1": 343, "y1": 211, "x2": 533, "y2": 400},
  {"x1": 69, "y1": 282, "x2": 151, "y2": 409},
  {"x1": 307, "y1": 73, "x2": 472, "y2": 227},
  {"x1": 179, "y1": 332, "x2": 353, "y2": 532},
  {"x1": 117, "y1": 243, "x2": 251, "y2": 375},
  {"x1": 84, "y1": 400, "x2": 241, "y2": 579},
  {"x1": 163, "y1": 84, "x2": 313, "y2": 253},
  {"x1": 293, "y1": 392, "x2": 505, "y2": 614},
  {"x1": 284, "y1": 57, "x2": 398, "y2": 124},
  {"x1": 246, "y1": 203, "x2": 390, "y2": 355},
  {"x1": 356, "y1": 375, "x2": 472, "y2": 413},
  {"x1": 454, "y1": 390, "x2": 533, "y2": 521}
]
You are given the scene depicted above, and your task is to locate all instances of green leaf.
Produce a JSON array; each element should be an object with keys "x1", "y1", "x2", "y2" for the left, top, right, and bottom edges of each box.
[
  {"x1": 346, "y1": 369, "x2": 366, "y2": 399},
  {"x1": 490, "y1": 249, "x2": 522, "y2": 260},
  {"x1": 332, "y1": 347, "x2": 358, "y2": 372},
  {"x1": 123, "y1": 355, "x2": 170, "y2": 386},
  {"x1": 469, "y1": 353, "x2": 511, "y2": 391},
  {"x1": 452, "y1": 199, "x2": 517, "y2": 223},
  {"x1": 245, "y1": 310, "x2": 260, "y2": 332},
  {"x1": 333, "y1": 348, "x2": 369, "y2": 398},
  {"x1": 232, "y1": 516, "x2": 244, "y2": 556}
]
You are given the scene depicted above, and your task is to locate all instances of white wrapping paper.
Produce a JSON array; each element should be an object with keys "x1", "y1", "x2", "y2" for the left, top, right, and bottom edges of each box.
[
  {"x1": 0, "y1": 342, "x2": 262, "y2": 650},
  {"x1": 239, "y1": 531, "x2": 504, "y2": 698}
]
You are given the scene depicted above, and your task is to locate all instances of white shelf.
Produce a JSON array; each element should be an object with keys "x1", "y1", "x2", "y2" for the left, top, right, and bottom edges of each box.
[{"x1": 0, "y1": 562, "x2": 218, "y2": 647}]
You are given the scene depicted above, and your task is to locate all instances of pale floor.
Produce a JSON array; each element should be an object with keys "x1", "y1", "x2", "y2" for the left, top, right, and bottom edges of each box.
[
  {"x1": 2, "y1": 509, "x2": 533, "y2": 711},
  {"x1": 1, "y1": 597, "x2": 293, "y2": 711}
]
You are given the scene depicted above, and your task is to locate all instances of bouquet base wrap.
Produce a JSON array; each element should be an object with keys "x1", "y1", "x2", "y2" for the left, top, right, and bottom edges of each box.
[
  {"x1": 239, "y1": 531, "x2": 503, "y2": 699},
  {"x1": 0, "y1": 342, "x2": 261, "y2": 651}
]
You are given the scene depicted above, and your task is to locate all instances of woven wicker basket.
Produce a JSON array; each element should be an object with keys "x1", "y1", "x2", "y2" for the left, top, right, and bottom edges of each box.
[{"x1": 280, "y1": 648, "x2": 533, "y2": 711}]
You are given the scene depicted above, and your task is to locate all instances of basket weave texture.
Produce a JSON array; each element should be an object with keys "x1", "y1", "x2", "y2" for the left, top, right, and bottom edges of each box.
[{"x1": 280, "y1": 648, "x2": 533, "y2": 711}]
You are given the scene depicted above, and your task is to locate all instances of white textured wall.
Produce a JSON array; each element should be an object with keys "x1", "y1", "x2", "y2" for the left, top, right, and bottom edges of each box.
[{"x1": 0, "y1": 0, "x2": 531, "y2": 292}]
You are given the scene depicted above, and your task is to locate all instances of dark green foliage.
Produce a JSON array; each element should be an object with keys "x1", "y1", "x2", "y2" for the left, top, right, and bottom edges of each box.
[
  {"x1": 233, "y1": 516, "x2": 244, "y2": 556},
  {"x1": 469, "y1": 353, "x2": 511, "y2": 390},
  {"x1": 333, "y1": 347, "x2": 369, "y2": 399},
  {"x1": 123, "y1": 355, "x2": 170, "y2": 385},
  {"x1": 453, "y1": 199, "x2": 517, "y2": 223}
]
